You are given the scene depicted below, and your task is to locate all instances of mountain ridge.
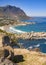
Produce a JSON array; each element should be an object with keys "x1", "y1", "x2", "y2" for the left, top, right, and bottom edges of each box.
[{"x1": 0, "y1": 5, "x2": 30, "y2": 20}]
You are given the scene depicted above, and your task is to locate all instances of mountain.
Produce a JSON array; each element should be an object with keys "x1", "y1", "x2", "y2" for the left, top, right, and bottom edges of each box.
[{"x1": 0, "y1": 5, "x2": 30, "y2": 20}]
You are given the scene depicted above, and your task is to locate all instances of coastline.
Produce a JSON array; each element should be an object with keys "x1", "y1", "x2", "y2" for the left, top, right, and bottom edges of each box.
[
  {"x1": 9, "y1": 26, "x2": 26, "y2": 33},
  {"x1": 0, "y1": 26, "x2": 4, "y2": 30},
  {"x1": 0, "y1": 21, "x2": 35, "y2": 34},
  {"x1": 0, "y1": 24, "x2": 46, "y2": 54},
  {"x1": 0, "y1": 24, "x2": 46, "y2": 40},
  {"x1": 0, "y1": 20, "x2": 46, "y2": 40}
]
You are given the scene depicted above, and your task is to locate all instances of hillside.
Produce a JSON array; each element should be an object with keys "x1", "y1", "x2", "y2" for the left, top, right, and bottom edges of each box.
[
  {"x1": 0, "y1": 30, "x2": 46, "y2": 65},
  {"x1": 0, "y1": 5, "x2": 30, "y2": 20},
  {"x1": 17, "y1": 51, "x2": 46, "y2": 65}
]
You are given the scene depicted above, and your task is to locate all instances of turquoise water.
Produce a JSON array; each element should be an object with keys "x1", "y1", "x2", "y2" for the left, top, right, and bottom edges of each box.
[
  {"x1": 14, "y1": 17, "x2": 46, "y2": 32},
  {"x1": 14, "y1": 17, "x2": 46, "y2": 53},
  {"x1": 15, "y1": 23, "x2": 46, "y2": 32}
]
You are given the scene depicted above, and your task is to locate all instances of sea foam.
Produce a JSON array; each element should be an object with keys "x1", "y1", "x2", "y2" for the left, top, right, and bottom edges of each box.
[
  {"x1": 10, "y1": 27, "x2": 26, "y2": 33},
  {"x1": 34, "y1": 44, "x2": 40, "y2": 47}
]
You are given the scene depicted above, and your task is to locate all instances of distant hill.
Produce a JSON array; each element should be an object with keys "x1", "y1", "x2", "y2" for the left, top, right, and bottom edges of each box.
[{"x1": 0, "y1": 5, "x2": 30, "y2": 20}]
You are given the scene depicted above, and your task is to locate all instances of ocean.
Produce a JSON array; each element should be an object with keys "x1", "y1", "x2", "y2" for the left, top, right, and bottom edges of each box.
[
  {"x1": 14, "y1": 17, "x2": 46, "y2": 32},
  {"x1": 10, "y1": 17, "x2": 46, "y2": 53},
  {"x1": 18, "y1": 38, "x2": 46, "y2": 53}
]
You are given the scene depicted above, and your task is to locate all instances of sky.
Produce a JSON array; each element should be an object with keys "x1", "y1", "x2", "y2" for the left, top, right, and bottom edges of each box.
[{"x1": 0, "y1": 0, "x2": 46, "y2": 17}]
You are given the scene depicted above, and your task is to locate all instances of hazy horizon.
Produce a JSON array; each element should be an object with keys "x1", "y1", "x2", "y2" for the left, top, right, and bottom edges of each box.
[{"x1": 0, "y1": 0, "x2": 46, "y2": 17}]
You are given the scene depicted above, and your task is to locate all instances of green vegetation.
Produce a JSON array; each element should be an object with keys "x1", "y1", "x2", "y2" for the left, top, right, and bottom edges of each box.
[
  {"x1": 0, "y1": 29, "x2": 7, "y2": 33},
  {"x1": 0, "y1": 18, "x2": 17, "y2": 26},
  {"x1": 0, "y1": 29, "x2": 23, "y2": 48},
  {"x1": 10, "y1": 55, "x2": 24, "y2": 63}
]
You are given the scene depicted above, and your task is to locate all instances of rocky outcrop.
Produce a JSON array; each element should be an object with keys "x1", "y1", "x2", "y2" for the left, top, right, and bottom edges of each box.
[{"x1": 15, "y1": 32, "x2": 46, "y2": 39}]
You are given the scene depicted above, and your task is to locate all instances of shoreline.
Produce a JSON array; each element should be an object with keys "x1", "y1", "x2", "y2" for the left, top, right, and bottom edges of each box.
[
  {"x1": 9, "y1": 26, "x2": 26, "y2": 33},
  {"x1": 0, "y1": 21, "x2": 35, "y2": 34},
  {"x1": 0, "y1": 22, "x2": 46, "y2": 40},
  {"x1": 0, "y1": 25, "x2": 46, "y2": 39},
  {"x1": 0, "y1": 26, "x2": 46, "y2": 54}
]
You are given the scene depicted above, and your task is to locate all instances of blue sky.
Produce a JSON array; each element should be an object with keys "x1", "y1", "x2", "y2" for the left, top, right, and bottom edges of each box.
[{"x1": 0, "y1": 0, "x2": 46, "y2": 16}]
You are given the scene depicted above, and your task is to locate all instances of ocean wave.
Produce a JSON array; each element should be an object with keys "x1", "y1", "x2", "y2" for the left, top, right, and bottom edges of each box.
[
  {"x1": 28, "y1": 46, "x2": 33, "y2": 49},
  {"x1": 9, "y1": 27, "x2": 26, "y2": 33},
  {"x1": 44, "y1": 42, "x2": 46, "y2": 44},
  {"x1": 28, "y1": 44, "x2": 40, "y2": 49},
  {"x1": 34, "y1": 44, "x2": 40, "y2": 47}
]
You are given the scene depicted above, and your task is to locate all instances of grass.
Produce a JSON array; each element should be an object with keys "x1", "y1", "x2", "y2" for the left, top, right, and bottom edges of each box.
[
  {"x1": 17, "y1": 52, "x2": 46, "y2": 65},
  {"x1": 0, "y1": 29, "x2": 46, "y2": 65}
]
